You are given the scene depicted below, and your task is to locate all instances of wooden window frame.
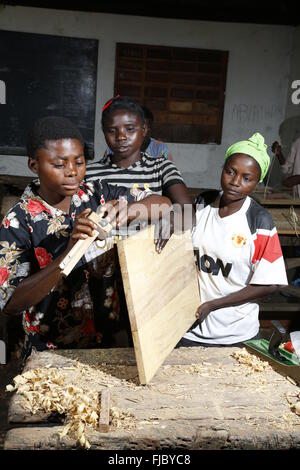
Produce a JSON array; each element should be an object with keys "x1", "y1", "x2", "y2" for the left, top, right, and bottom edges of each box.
[{"x1": 114, "y1": 42, "x2": 228, "y2": 145}]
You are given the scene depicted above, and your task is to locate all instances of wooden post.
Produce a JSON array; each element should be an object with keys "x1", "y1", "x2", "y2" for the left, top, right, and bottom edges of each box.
[{"x1": 99, "y1": 389, "x2": 110, "y2": 433}]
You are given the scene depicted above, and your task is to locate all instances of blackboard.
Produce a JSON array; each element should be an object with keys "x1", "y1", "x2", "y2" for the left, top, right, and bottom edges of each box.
[{"x1": 0, "y1": 30, "x2": 98, "y2": 158}]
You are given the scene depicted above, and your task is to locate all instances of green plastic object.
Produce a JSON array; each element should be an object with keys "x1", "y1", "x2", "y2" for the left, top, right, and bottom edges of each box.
[{"x1": 243, "y1": 338, "x2": 300, "y2": 367}]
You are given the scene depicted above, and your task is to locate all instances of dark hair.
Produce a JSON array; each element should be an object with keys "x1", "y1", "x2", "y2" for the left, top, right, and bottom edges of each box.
[
  {"x1": 101, "y1": 96, "x2": 145, "y2": 129},
  {"x1": 141, "y1": 106, "x2": 154, "y2": 124},
  {"x1": 27, "y1": 116, "x2": 84, "y2": 159}
]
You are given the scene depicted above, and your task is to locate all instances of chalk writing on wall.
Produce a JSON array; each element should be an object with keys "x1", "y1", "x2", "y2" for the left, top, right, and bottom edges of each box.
[
  {"x1": 231, "y1": 104, "x2": 283, "y2": 123},
  {"x1": 0, "y1": 80, "x2": 5, "y2": 104},
  {"x1": 291, "y1": 80, "x2": 300, "y2": 105},
  {"x1": 0, "y1": 340, "x2": 6, "y2": 364}
]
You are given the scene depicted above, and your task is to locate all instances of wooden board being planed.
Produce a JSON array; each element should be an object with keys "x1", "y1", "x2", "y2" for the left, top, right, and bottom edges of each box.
[{"x1": 117, "y1": 226, "x2": 200, "y2": 384}]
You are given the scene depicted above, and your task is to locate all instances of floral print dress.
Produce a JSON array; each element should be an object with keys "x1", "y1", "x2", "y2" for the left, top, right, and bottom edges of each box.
[{"x1": 0, "y1": 179, "x2": 148, "y2": 358}]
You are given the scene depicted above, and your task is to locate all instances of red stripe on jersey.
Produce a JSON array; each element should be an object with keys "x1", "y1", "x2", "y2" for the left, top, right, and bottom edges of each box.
[{"x1": 252, "y1": 232, "x2": 283, "y2": 264}]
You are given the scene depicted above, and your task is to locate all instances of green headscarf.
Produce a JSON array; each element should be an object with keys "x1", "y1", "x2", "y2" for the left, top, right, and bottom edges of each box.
[{"x1": 225, "y1": 132, "x2": 270, "y2": 182}]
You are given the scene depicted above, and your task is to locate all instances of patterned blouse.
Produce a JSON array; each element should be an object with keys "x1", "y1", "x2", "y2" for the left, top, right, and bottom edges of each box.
[{"x1": 0, "y1": 179, "x2": 149, "y2": 357}]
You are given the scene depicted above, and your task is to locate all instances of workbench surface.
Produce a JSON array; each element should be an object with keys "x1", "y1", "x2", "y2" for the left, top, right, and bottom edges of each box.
[
  {"x1": 253, "y1": 191, "x2": 300, "y2": 207},
  {"x1": 4, "y1": 347, "x2": 300, "y2": 450}
]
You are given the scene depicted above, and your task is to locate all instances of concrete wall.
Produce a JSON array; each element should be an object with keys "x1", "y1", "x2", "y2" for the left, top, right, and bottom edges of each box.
[
  {"x1": 264, "y1": 24, "x2": 300, "y2": 188},
  {"x1": 0, "y1": 5, "x2": 294, "y2": 188},
  {"x1": 285, "y1": 25, "x2": 300, "y2": 121},
  {"x1": 279, "y1": 25, "x2": 300, "y2": 158}
]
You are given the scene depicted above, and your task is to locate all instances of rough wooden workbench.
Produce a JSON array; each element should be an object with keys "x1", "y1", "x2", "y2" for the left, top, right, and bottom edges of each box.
[
  {"x1": 4, "y1": 347, "x2": 300, "y2": 450},
  {"x1": 253, "y1": 191, "x2": 300, "y2": 207}
]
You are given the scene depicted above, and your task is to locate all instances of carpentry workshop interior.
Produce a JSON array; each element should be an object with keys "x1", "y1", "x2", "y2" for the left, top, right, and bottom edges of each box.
[{"x1": 1, "y1": 0, "x2": 300, "y2": 454}]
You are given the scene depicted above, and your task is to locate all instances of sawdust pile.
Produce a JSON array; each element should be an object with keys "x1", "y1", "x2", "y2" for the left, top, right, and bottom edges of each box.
[
  {"x1": 163, "y1": 361, "x2": 224, "y2": 377},
  {"x1": 231, "y1": 348, "x2": 272, "y2": 373},
  {"x1": 289, "y1": 392, "x2": 300, "y2": 417},
  {"x1": 6, "y1": 368, "x2": 100, "y2": 449},
  {"x1": 278, "y1": 392, "x2": 300, "y2": 430},
  {"x1": 110, "y1": 406, "x2": 135, "y2": 429}
]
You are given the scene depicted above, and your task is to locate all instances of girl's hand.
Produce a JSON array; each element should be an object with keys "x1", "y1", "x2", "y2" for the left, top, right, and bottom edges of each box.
[
  {"x1": 195, "y1": 301, "x2": 215, "y2": 324},
  {"x1": 271, "y1": 141, "x2": 281, "y2": 157},
  {"x1": 98, "y1": 199, "x2": 129, "y2": 228},
  {"x1": 67, "y1": 208, "x2": 107, "y2": 250},
  {"x1": 154, "y1": 211, "x2": 174, "y2": 253}
]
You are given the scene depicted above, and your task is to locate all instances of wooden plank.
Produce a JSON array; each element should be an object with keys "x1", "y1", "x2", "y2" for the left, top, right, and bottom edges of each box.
[
  {"x1": 279, "y1": 235, "x2": 300, "y2": 246},
  {"x1": 5, "y1": 424, "x2": 300, "y2": 450},
  {"x1": 0, "y1": 195, "x2": 20, "y2": 217},
  {"x1": 117, "y1": 226, "x2": 200, "y2": 384},
  {"x1": 280, "y1": 285, "x2": 300, "y2": 299},
  {"x1": 258, "y1": 199, "x2": 300, "y2": 206},
  {"x1": 186, "y1": 190, "x2": 299, "y2": 208},
  {"x1": 267, "y1": 207, "x2": 300, "y2": 236},
  {"x1": 98, "y1": 389, "x2": 110, "y2": 433},
  {"x1": 254, "y1": 196, "x2": 300, "y2": 206},
  {"x1": 285, "y1": 257, "x2": 300, "y2": 270},
  {"x1": 0, "y1": 175, "x2": 34, "y2": 190},
  {"x1": 253, "y1": 189, "x2": 300, "y2": 206},
  {"x1": 259, "y1": 302, "x2": 300, "y2": 312}
]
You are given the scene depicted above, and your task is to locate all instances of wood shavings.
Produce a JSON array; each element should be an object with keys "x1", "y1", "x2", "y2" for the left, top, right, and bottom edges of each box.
[
  {"x1": 289, "y1": 392, "x2": 300, "y2": 417},
  {"x1": 285, "y1": 392, "x2": 297, "y2": 405},
  {"x1": 110, "y1": 406, "x2": 136, "y2": 430},
  {"x1": 98, "y1": 364, "x2": 139, "y2": 385},
  {"x1": 282, "y1": 206, "x2": 300, "y2": 237},
  {"x1": 281, "y1": 392, "x2": 300, "y2": 426},
  {"x1": 125, "y1": 397, "x2": 140, "y2": 403},
  {"x1": 65, "y1": 359, "x2": 139, "y2": 389},
  {"x1": 6, "y1": 367, "x2": 100, "y2": 449},
  {"x1": 163, "y1": 362, "x2": 224, "y2": 377},
  {"x1": 277, "y1": 411, "x2": 300, "y2": 430},
  {"x1": 59, "y1": 359, "x2": 139, "y2": 390},
  {"x1": 286, "y1": 375, "x2": 298, "y2": 386},
  {"x1": 292, "y1": 402, "x2": 300, "y2": 416},
  {"x1": 231, "y1": 348, "x2": 272, "y2": 373}
]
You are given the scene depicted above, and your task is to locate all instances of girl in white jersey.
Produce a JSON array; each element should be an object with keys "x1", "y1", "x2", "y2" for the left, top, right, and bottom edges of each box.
[{"x1": 179, "y1": 133, "x2": 288, "y2": 347}]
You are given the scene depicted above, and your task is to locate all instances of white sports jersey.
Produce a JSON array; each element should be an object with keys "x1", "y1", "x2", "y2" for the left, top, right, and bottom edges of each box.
[{"x1": 184, "y1": 191, "x2": 288, "y2": 345}]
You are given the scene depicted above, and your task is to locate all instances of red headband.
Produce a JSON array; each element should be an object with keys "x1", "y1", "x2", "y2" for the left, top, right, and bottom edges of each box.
[{"x1": 102, "y1": 94, "x2": 120, "y2": 111}]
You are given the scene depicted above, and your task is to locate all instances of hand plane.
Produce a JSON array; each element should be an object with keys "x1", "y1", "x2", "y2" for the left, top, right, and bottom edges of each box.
[
  {"x1": 268, "y1": 320, "x2": 290, "y2": 364},
  {"x1": 59, "y1": 210, "x2": 113, "y2": 277}
]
